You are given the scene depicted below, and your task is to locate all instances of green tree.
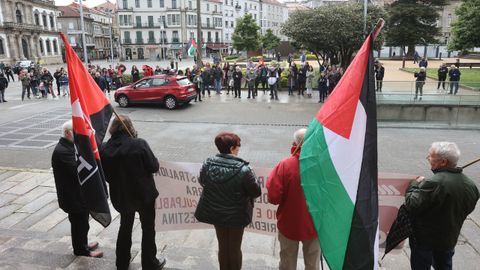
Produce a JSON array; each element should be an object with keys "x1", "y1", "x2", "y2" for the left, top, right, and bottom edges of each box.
[
  {"x1": 232, "y1": 14, "x2": 261, "y2": 52},
  {"x1": 261, "y1": 29, "x2": 281, "y2": 54},
  {"x1": 281, "y1": 4, "x2": 385, "y2": 67},
  {"x1": 385, "y1": 0, "x2": 448, "y2": 56},
  {"x1": 449, "y1": 0, "x2": 480, "y2": 53}
]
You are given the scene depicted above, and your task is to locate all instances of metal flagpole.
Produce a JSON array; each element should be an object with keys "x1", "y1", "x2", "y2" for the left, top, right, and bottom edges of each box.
[
  {"x1": 363, "y1": 0, "x2": 368, "y2": 35},
  {"x1": 110, "y1": 26, "x2": 114, "y2": 63},
  {"x1": 79, "y1": 0, "x2": 88, "y2": 64}
]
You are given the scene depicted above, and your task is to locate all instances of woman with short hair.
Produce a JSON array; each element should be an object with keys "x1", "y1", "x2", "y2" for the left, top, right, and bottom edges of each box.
[{"x1": 195, "y1": 132, "x2": 261, "y2": 270}]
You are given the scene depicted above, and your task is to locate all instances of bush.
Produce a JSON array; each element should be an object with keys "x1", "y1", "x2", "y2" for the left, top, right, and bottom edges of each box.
[
  {"x1": 225, "y1": 55, "x2": 238, "y2": 61},
  {"x1": 306, "y1": 54, "x2": 317, "y2": 60}
]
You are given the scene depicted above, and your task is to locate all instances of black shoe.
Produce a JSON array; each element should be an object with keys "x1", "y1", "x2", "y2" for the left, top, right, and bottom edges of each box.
[{"x1": 156, "y1": 257, "x2": 167, "y2": 270}]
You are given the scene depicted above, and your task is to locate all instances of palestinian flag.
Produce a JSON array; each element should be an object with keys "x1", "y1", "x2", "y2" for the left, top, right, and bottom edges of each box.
[
  {"x1": 59, "y1": 33, "x2": 112, "y2": 227},
  {"x1": 300, "y1": 32, "x2": 380, "y2": 269},
  {"x1": 188, "y1": 38, "x2": 197, "y2": 57}
]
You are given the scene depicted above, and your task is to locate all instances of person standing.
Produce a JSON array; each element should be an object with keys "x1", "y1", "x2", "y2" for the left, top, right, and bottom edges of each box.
[
  {"x1": 52, "y1": 120, "x2": 103, "y2": 258},
  {"x1": 59, "y1": 72, "x2": 69, "y2": 97},
  {"x1": 267, "y1": 128, "x2": 320, "y2": 270},
  {"x1": 0, "y1": 73, "x2": 8, "y2": 103},
  {"x1": 375, "y1": 62, "x2": 385, "y2": 92},
  {"x1": 54, "y1": 68, "x2": 62, "y2": 96},
  {"x1": 414, "y1": 67, "x2": 427, "y2": 100},
  {"x1": 4, "y1": 65, "x2": 14, "y2": 82},
  {"x1": 201, "y1": 65, "x2": 212, "y2": 97},
  {"x1": 246, "y1": 67, "x2": 257, "y2": 99},
  {"x1": 419, "y1": 57, "x2": 428, "y2": 68},
  {"x1": 226, "y1": 66, "x2": 234, "y2": 95},
  {"x1": 20, "y1": 69, "x2": 32, "y2": 101},
  {"x1": 448, "y1": 65, "x2": 461, "y2": 95},
  {"x1": 317, "y1": 72, "x2": 328, "y2": 103},
  {"x1": 94, "y1": 72, "x2": 108, "y2": 93},
  {"x1": 193, "y1": 69, "x2": 203, "y2": 102},
  {"x1": 195, "y1": 132, "x2": 261, "y2": 270},
  {"x1": 305, "y1": 65, "x2": 314, "y2": 98},
  {"x1": 131, "y1": 65, "x2": 140, "y2": 83},
  {"x1": 101, "y1": 115, "x2": 166, "y2": 270},
  {"x1": 437, "y1": 64, "x2": 448, "y2": 92},
  {"x1": 268, "y1": 65, "x2": 279, "y2": 100},
  {"x1": 297, "y1": 63, "x2": 307, "y2": 95},
  {"x1": 405, "y1": 142, "x2": 479, "y2": 270},
  {"x1": 40, "y1": 68, "x2": 56, "y2": 98},
  {"x1": 213, "y1": 65, "x2": 223, "y2": 94},
  {"x1": 233, "y1": 66, "x2": 243, "y2": 98}
]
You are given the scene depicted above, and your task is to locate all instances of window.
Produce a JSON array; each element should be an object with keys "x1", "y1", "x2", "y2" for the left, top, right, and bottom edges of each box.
[
  {"x1": 187, "y1": 15, "x2": 197, "y2": 26},
  {"x1": 123, "y1": 0, "x2": 128, "y2": 9},
  {"x1": 42, "y1": 14, "x2": 47, "y2": 27},
  {"x1": 136, "y1": 31, "x2": 143, "y2": 43},
  {"x1": 147, "y1": 0, "x2": 152, "y2": 8},
  {"x1": 124, "y1": 31, "x2": 131, "y2": 39},
  {"x1": 172, "y1": 31, "x2": 179, "y2": 42},
  {"x1": 135, "y1": 0, "x2": 140, "y2": 8},
  {"x1": 53, "y1": 40, "x2": 58, "y2": 53},
  {"x1": 148, "y1": 31, "x2": 155, "y2": 42},
  {"x1": 159, "y1": 0, "x2": 164, "y2": 8},
  {"x1": 136, "y1": 16, "x2": 142, "y2": 27},
  {"x1": 50, "y1": 15, "x2": 54, "y2": 29},
  {"x1": 447, "y1": 14, "x2": 452, "y2": 27},
  {"x1": 206, "y1": 18, "x2": 210, "y2": 27},
  {"x1": 215, "y1": 32, "x2": 219, "y2": 42},
  {"x1": 207, "y1": 32, "x2": 212, "y2": 42},
  {"x1": 70, "y1": 36, "x2": 75, "y2": 44},
  {"x1": 160, "y1": 30, "x2": 166, "y2": 42},
  {"x1": 206, "y1": 4, "x2": 209, "y2": 11},
  {"x1": 46, "y1": 39, "x2": 51, "y2": 53},
  {"x1": 148, "y1": 16, "x2": 154, "y2": 27},
  {"x1": 0, "y1": 38, "x2": 4, "y2": 55},
  {"x1": 189, "y1": 1, "x2": 192, "y2": 9},
  {"x1": 39, "y1": 39, "x2": 44, "y2": 54},
  {"x1": 167, "y1": 14, "x2": 180, "y2": 26},
  {"x1": 34, "y1": 13, "x2": 40, "y2": 25},
  {"x1": 172, "y1": 0, "x2": 177, "y2": 9},
  {"x1": 16, "y1": 10, "x2": 22, "y2": 23},
  {"x1": 190, "y1": 31, "x2": 195, "y2": 40}
]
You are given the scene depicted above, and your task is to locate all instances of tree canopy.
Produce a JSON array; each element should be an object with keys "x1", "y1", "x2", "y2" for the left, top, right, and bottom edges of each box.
[
  {"x1": 449, "y1": 0, "x2": 480, "y2": 53},
  {"x1": 385, "y1": 0, "x2": 448, "y2": 56},
  {"x1": 281, "y1": 3, "x2": 385, "y2": 67},
  {"x1": 232, "y1": 13, "x2": 261, "y2": 52},
  {"x1": 261, "y1": 29, "x2": 281, "y2": 51}
]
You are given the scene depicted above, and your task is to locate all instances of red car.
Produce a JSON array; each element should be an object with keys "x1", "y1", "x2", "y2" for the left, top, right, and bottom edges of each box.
[{"x1": 114, "y1": 75, "x2": 197, "y2": 109}]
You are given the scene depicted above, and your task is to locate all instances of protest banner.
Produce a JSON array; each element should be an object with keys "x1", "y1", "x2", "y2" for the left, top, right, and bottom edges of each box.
[{"x1": 154, "y1": 161, "x2": 413, "y2": 247}]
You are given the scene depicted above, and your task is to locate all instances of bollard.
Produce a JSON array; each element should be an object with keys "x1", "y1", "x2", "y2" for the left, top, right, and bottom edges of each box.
[
  {"x1": 402, "y1": 57, "x2": 406, "y2": 68},
  {"x1": 439, "y1": 52, "x2": 442, "y2": 60}
]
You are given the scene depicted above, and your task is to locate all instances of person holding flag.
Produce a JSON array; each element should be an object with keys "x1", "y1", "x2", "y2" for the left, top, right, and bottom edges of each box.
[{"x1": 267, "y1": 128, "x2": 320, "y2": 270}]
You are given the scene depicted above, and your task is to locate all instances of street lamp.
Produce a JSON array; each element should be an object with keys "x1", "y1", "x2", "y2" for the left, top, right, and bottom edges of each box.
[{"x1": 161, "y1": 24, "x2": 165, "y2": 61}]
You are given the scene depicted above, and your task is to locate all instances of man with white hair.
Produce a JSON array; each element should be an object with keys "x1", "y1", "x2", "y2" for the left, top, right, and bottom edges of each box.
[
  {"x1": 267, "y1": 128, "x2": 320, "y2": 270},
  {"x1": 51, "y1": 120, "x2": 103, "y2": 258},
  {"x1": 405, "y1": 142, "x2": 479, "y2": 270}
]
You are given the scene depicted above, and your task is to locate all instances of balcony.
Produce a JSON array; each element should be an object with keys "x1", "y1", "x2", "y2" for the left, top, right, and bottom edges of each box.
[
  {"x1": 172, "y1": 38, "x2": 180, "y2": 43},
  {"x1": 212, "y1": 11, "x2": 222, "y2": 15},
  {"x1": 134, "y1": 23, "x2": 162, "y2": 28},
  {"x1": 135, "y1": 38, "x2": 144, "y2": 44},
  {"x1": 3, "y1": 22, "x2": 42, "y2": 32},
  {"x1": 123, "y1": 38, "x2": 132, "y2": 44},
  {"x1": 202, "y1": 23, "x2": 215, "y2": 30},
  {"x1": 118, "y1": 6, "x2": 133, "y2": 11},
  {"x1": 148, "y1": 38, "x2": 156, "y2": 44}
]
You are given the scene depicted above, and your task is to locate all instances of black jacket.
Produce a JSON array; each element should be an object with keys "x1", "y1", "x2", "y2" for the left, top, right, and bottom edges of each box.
[
  {"x1": 100, "y1": 132, "x2": 159, "y2": 213},
  {"x1": 51, "y1": 137, "x2": 87, "y2": 213},
  {"x1": 405, "y1": 167, "x2": 479, "y2": 250},
  {"x1": 195, "y1": 154, "x2": 261, "y2": 227},
  {"x1": 0, "y1": 76, "x2": 8, "y2": 90}
]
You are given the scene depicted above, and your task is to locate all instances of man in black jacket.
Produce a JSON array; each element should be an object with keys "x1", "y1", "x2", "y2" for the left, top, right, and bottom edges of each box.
[
  {"x1": 0, "y1": 73, "x2": 8, "y2": 103},
  {"x1": 51, "y1": 120, "x2": 103, "y2": 258},
  {"x1": 101, "y1": 115, "x2": 166, "y2": 270},
  {"x1": 405, "y1": 142, "x2": 479, "y2": 270}
]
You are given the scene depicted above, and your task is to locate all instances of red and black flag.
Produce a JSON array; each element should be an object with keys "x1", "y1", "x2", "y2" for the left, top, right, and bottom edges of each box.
[{"x1": 59, "y1": 33, "x2": 112, "y2": 227}]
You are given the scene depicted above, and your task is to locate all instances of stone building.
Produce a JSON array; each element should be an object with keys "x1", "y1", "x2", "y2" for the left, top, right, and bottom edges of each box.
[{"x1": 0, "y1": 0, "x2": 62, "y2": 65}]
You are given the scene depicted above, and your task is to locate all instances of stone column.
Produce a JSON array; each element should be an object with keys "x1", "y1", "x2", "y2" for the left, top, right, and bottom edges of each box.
[
  {"x1": 30, "y1": 35, "x2": 37, "y2": 59},
  {"x1": 17, "y1": 35, "x2": 25, "y2": 59},
  {"x1": 8, "y1": 36, "x2": 18, "y2": 61}
]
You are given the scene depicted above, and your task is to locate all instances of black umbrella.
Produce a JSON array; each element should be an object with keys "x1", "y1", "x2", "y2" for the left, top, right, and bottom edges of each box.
[{"x1": 382, "y1": 204, "x2": 414, "y2": 259}]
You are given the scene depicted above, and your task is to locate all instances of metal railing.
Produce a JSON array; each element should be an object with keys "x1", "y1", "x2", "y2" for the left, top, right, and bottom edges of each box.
[
  {"x1": 3, "y1": 22, "x2": 42, "y2": 31},
  {"x1": 123, "y1": 38, "x2": 132, "y2": 44},
  {"x1": 375, "y1": 81, "x2": 480, "y2": 106},
  {"x1": 135, "y1": 38, "x2": 144, "y2": 44}
]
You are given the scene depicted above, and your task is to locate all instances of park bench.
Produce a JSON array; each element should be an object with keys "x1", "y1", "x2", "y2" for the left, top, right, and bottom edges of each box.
[{"x1": 445, "y1": 62, "x2": 480, "y2": 68}]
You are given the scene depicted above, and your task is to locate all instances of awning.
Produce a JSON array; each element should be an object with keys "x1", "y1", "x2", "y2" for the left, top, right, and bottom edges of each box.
[{"x1": 206, "y1": 43, "x2": 227, "y2": 50}]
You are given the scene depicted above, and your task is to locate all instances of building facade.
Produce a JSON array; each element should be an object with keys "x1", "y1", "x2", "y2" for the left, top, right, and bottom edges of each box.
[
  {"x1": 0, "y1": 0, "x2": 62, "y2": 65},
  {"x1": 117, "y1": 0, "x2": 288, "y2": 60},
  {"x1": 57, "y1": 3, "x2": 113, "y2": 61}
]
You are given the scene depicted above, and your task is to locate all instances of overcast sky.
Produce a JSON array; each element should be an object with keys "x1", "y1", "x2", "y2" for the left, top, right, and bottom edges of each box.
[{"x1": 55, "y1": 0, "x2": 115, "y2": 8}]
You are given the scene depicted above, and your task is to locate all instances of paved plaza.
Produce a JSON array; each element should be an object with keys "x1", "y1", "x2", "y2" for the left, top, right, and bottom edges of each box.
[{"x1": 0, "y1": 59, "x2": 479, "y2": 269}]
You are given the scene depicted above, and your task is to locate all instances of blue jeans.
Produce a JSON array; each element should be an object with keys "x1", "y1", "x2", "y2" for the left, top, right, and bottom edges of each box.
[
  {"x1": 410, "y1": 242, "x2": 454, "y2": 270},
  {"x1": 449, "y1": 81, "x2": 459, "y2": 95},
  {"x1": 215, "y1": 79, "x2": 222, "y2": 93}
]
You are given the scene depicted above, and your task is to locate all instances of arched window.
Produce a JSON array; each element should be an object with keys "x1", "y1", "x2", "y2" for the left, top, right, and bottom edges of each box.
[
  {"x1": 46, "y1": 39, "x2": 51, "y2": 53},
  {"x1": 16, "y1": 10, "x2": 22, "y2": 23},
  {"x1": 49, "y1": 14, "x2": 55, "y2": 29},
  {"x1": 34, "y1": 13, "x2": 40, "y2": 25},
  {"x1": 53, "y1": 40, "x2": 58, "y2": 54},
  {"x1": 42, "y1": 14, "x2": 47, "y2": 27},
  {"x1": 39, "y1": 39, "x2": 44, "y2": 54},
  {"x1": 0, "y1": 38, "x2": 5, "y2": 55}
]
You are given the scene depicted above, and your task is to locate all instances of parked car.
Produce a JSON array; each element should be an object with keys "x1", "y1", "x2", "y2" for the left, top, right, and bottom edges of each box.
[
  {"x1": 13, "y1": 60, "x2": 34, "y2": 73},
  {"x1": 114, "y1": 74, "x2": 197, "y2": 109}
]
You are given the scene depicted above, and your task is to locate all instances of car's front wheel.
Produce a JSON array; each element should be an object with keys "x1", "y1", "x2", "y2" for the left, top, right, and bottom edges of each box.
[
  {"x1": 118, "y1": 95, "x2": 130, "y2": 108},
  {"x1": 164, "y1": 95, "x2": 177, "y2": 110}
]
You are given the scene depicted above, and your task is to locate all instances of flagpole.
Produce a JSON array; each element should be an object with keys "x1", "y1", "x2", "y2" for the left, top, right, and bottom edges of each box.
[{"x1": 462, "y1": 157, "x2": 480, "y2": 169}]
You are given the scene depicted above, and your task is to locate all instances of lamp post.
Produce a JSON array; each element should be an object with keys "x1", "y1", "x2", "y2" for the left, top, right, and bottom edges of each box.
[
  {"x1": 196, "y1": 0, "x2": 202, "y2": 67},
  {"x1": 161, "y1": 25, "x2": 165, "y2": 62},
  {"x1": 79, "y1": 0, "x2": 88, "y2": 64},
  {"x1": 110, "y1": 26, "x2": 114, "y2": 63}
]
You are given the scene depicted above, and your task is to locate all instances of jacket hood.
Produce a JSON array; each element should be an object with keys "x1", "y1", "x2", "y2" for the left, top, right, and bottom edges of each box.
[
  {"x1": 203, "y1": 154, "x2": 248, "y2": 183},
  {"x1": 432, "y1": 167, "x2": 463, "y2": 174}
]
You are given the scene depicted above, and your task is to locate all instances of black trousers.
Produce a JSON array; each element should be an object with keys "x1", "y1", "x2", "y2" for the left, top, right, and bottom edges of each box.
[
  {"x1": 214, "y1": 225, "x2": 245, "y2": 270},
  {"x1": 68, "y1": 212, "x2": 90, "y2": 256},
  {"x1": 116, "y1": 202, "x2": 159, "y2": 270}
]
